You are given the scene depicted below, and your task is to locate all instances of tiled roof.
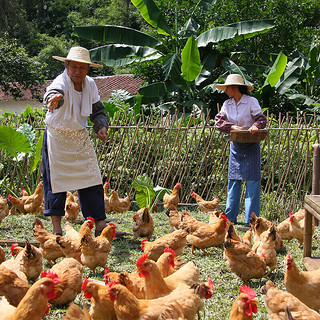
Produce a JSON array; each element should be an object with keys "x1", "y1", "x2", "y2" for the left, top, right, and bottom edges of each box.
[{"x1": 0, "y1": 74, "x2": 144, "y2": 101}]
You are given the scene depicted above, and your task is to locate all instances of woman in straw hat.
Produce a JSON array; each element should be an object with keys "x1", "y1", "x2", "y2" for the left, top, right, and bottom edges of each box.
[
  {"x1": 42, "y1": 46, "x2": 113, "y2": 236},
  {"x1": 214, "y1": 74, "x2": 267, "y2": 229}
]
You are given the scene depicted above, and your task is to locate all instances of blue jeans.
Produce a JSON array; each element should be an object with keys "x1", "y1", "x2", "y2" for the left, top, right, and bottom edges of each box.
[{"x1": 225, "y1": 179, "x2": 260, "y2": 224}]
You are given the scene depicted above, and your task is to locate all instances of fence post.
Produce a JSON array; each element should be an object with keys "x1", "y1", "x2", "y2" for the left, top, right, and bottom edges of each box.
[{"x1": 312, "y1": 144, "x2": 320, "y2": 226}]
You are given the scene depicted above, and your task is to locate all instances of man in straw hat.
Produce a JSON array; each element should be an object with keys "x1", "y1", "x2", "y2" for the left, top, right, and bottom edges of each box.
[
  {"x1": 42, "y1": 46, "x2": 125, "y2": 236},
  {"x1": 214, "y1": 74, "x2": 267, "y2": 229}
]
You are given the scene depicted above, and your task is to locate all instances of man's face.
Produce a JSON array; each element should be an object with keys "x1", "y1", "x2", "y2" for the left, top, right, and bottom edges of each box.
[{"x1": 66, "y1": 61, "x2": 90, "y2": 86}]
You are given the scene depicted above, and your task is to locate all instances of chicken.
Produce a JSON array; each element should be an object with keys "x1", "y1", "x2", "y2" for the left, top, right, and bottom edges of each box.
[
  {"x1": 103, "y1": 181, "x2": 112, "y2": 213},
  {"x1": 276, "y1": 209, "x2": 306, "y2": 240},
  {"x1": 109, "y1": 190, "x2": 131, "y2": 213},
  {"x1": 228, "y1": 285, "x2": 258, "y2": 320},
  {"x1": 2, "y1": 270, "x2": 61, "y2": 320},
  {"x1": 165, "y1": 208, "x2": 182, "y2": 231},
  {"x1": 49, "y1": 257, "x2": 83, "y2": 305},
  {"x1": 227, "y1": 224, "x2": 252, "y2": 248},
  {"x1": 0, "y1": 194, "x2": 9, "y2": 224},
  {"x1": 33, "y1": 217, "x2": 65, "y2": 265},
  {"x1": 156, "y1": 248, "x2": 181, "y2": 278},
  {"x1": 284, "y1": 251, "x2": 320, "y2": 311},
  {"x1": 10, "y1": 243, "x2": 23, "y2": 257},
  {"x1": 80, "y1": 222, "x2": 116, "y2": 272},
  {"x1": 208, "y1": 210, "x2": 224, "y2": 226},
  {"x1": 132, "y1": 207, "x2": 154, "y2": 240},
  {"x1": 0, "y1": 245, "x2": 6, "y2": 263},
  {"x1": 8, "y1": 194, "x2": 27, "y2": 215},
  {"x1": 136, "y1": 254, "x2": 199, "y2": 299},
  {"x1": 289, "y1": 211, "x2": 309, "y2": 247},
  {"x1": 261, "y1": 280, "x2": 320, "y2": 320},
  {"x1": 107, "y1": 278, "x2": 213, "y2": 320},
  {"x1": 141, "y1": 229, "x2": 188, "y2": 261},
  {"x1": 82, "y1": 278, "x2": 116, "y2": 320},
  {"x1": 0, "y1": 264, "x2": 30, "y2": 307},
  {"x1": 252, "y1": 224, "x2": 277, "y2": 276},
  {"x1": 163, "y1": 182, "x2": 181, "y2": 210},
  {"x1": 191, "y1": 192, "x2": 220, "y2": 213},
  {"x1": 224, "y1": 228, "x2": 267, "y2": 283},
  {"x1": 65, "y1": 191, "x2": 80, "y2": 222},
  {"x1": 64, "y1": 301, "x2": 91, "y2": 320},
  {"x1": 184, "y1": 213, "x2": 229, "y2": 255}
]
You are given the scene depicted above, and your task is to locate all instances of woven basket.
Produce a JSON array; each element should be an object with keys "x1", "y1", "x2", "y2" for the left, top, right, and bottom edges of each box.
[{"x1": 229, "y1": 129, "x2": 268, "y2": 143}]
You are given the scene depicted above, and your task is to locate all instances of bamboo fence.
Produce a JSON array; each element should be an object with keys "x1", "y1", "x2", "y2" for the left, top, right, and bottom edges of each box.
[{"x1": 1, "y1": 110, "x2": 319, "y2": 212}]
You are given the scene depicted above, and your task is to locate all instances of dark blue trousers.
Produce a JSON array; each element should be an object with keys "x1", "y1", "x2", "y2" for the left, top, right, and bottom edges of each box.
[{"x1": 42, "y1": 129, "x2": 106, "y2": 221}]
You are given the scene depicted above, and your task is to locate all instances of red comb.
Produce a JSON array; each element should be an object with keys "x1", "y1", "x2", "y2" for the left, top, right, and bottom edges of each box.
[
  {"x1": 141, "y1": 239, "x2": 147, "y2": 250},
  {"x1": 105, "y1": 181, "x2": 110, "y2": 187},
  {"x1": 106, "y1": 280, "x2": 119, "y2": 290},
  {"x1": 176, "y1": 182, "x2": 182, "y2": 188},
  {"x1": 239, "y1": 285, "x2": 256, "y2": 300},
  {"x1": 87, "y1": 216, "x2": 95, "y2": 223},
  {"x1": 10, "y1": 243, "x2": 19, "y2": 250},
  {"x1": 289, "y1": 212, "x2": 294, "y2": 216},
  {"x1": 164, "y1": 248, "x2": 175, "y2": 256},
  {"x1": 221, "y1": 214, "x2": 228, "y2": 221},
  {"x1": 82, "y1": 278, "x2": 89, "y2": 291},
  {"x1": 133, "y1": 214, "x2": 140, "y2": 221},
  {"x1": 40, "y1": 270, "x2": 61, "y2": 284},
  {"x1": 208, "y1": 278, "x2": 214, "y2": 291},
  {"x1": 109, "y1": 222, "x2": 116, "y2": 228},
  {"x1": 8, "y1": 194, "x2": 12, "y2": 201},
  {"x1": 45, "y1": 303, "x2": 50, "y2": 315},
  {"x1": 191, "y1": 192, "x2": 195, "y2": 197},
  {"x1": 286, "y1": 251, "x2": 291, "y2": 261},
  {"x1": 136, "y1": 254, "x2": 149, "y2": 268},
  {"x1": 21, "y1": 188, "x2": 26, "y2": 195}
]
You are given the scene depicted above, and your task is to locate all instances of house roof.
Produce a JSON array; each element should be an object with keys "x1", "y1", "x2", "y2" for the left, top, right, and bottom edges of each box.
[{"x1": 0, "y1": 74, "x2": 144, "y2": 102}]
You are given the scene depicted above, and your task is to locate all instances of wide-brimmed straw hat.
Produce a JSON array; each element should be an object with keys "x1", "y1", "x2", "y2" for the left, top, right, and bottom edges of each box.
[
  {"x1": 215, "y1": 74, "x2": 254, "y2": 92},
  {"x1": 52, "y1": 46, "x2": 103, "y2": 68}
]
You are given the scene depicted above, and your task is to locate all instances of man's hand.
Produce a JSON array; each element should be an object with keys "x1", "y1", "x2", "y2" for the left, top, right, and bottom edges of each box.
[
  {"x1": 47, "y1": 93, "x2": 63, "y2": 112},
  {"x1": 248, "y1": 124, "x2": 259, "y2": 134},
  {"x1": 97, "y1": 127, "x2": 108, "y2": 141}
]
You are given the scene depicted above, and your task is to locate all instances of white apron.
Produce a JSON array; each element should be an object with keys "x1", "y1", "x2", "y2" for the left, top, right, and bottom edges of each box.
[{"x1": 47, "y1": 125, "x2": 102, "y2": 193}]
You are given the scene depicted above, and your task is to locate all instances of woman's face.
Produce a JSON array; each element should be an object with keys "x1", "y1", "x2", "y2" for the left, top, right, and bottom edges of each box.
[{"x1": 225, "y1": 85, "x2": 239, "y2": 98}]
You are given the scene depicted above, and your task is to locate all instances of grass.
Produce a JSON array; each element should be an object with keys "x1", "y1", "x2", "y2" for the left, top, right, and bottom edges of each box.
[{"x1": 1, "y1": 203, "x2": 319, "y2": 319}]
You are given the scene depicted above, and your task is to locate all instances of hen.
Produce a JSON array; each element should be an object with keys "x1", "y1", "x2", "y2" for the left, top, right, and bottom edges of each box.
[
  {"x1": 0, "y1": 194, "x2": 9, "y2": 224},
  {"x1": 103, "y1": 181, "x2": 112, "y2": 213},
  {"x1": 163, "y1": 182, "x2": 181, "y2": 210},
  {"x1": 288, "y1": 211, "x2": 310, "y2": 247},
  {"x1": 156, "y1": 248, "x2": 181, "y2": 278},
  {"x1": 0, "y1": 264, "x2": 30, "y2": 307},
  {"x1": 191, "y1": 192, "x2": 220, "y2": 213},
  {"x1": 276, "y1": 209, "x2": 305, "y2": 240},
  {"x1": 82, "y1": 278, "x2": 116, "y2": 320},
  {"x1": 252, "y1": 224, "x2": 277, "y2": 276},
  {"x1": 64, "y1": 301, "x2": 91, "y2": 320},
  {"x1": 228, "y1": 285, "x2": 258, "y2": 320},
  {"x1": 184, "y1": 213, "x2": 229, "y2": 255},
  {"x1": 107, "y1": 279, "x2": 213, "y2": 320},
  {"x1": 262, "y1": 280, "x2": 320, "y2": 320},
  {"x1": 0, "y1": 245, "x2": 6, "y2": 263},
  {"x1": 141, "y1": 229, "x2": 188, "y2": 261},
  {"x1": 65, "y1": 191, "x2": 80, "y2": 223},
  {"x1": 227, "y1": 224, "x2": 252, "y2": 248},
  {"x1": 109, "y1": 190, "x2": 132, "y2": 213},
  {"x1": 2, "y1": 270, "x2": 61, "y2": 320},
  {"x1": 49, "y1": 257, "x2": 84, "y2": 305},
  {"x1": 224, "y1": 228, "x2": 267, "y2": 283},
  {"x1": 284, "y1": 252, "x2": 320, "y2": 311},
  {"x1": 165, "y1": 208, "x2": 182, "y2": 231},
  {"x1": 33, "y1": 218, "x2": 65, "y2": 265},
  {"x1": 132, "y1": 207, "x2": 154, "y2": 240},
  {"x1": 80, "y1": 222, "x2": 116, "y2": 272}
]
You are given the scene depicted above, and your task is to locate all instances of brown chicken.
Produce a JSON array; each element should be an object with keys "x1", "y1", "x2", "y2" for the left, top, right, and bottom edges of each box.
[
  {"x1": 136, "y1": 254, "x2": 199, "y2": 299},
  {"x1": 284, "y1": 252, "x2": 320, "y2": 311},
  {"x1": 252, "y1": 224, "x2": 277, "y2": 276},
  {"x1": 276, "y1": 209, "x2": 306, "y2": 240},
  {"x1": 165, "y1": 208, "x2": 182, "y2": 231},
  {"x1": 33, "y1": 217, "x2": 65, "y2": 265},
  {"x1": 224, "y1": 228, "x2": 267, "y2": 283},
  {"x1": 208, "y1": 210, "x2": 224, "y2": 226},
  {"x1": 8, "y1": 194, "x2": 27, "y2": 215},
  {"x1": 0, "y1": 245, "x2": 6, "y2": 263},
  {"x1": 109, "y1": 190, "x2": 132, "y2": 213},
  {"x1": 227, "y1": 224, "x2": 252, "y2": 248},
  {"x1": 82, "y1": 278, "x2": 116, "y2": 320},
  {"x1": 184, "y1": 214, "x2": 229, "y2": 255},
  {"x1": 156, "y1": 248, "x2": 181, "y2": 278},
  {"x1": 191, "y1": 192, "x2": 220, "y2": 213},
  {"x1": 163, "y1": 183, "x2": 181, "y2": 210},
  {"x1": 80, "y1": 222, "x2": 116, "y2": 272},
  {"x1": 64, "y1": 301, "x2": 91, "y2": 320},
  {"x1": 2, "y1": 270, "x2": 61, "y2": 320},
  {"x1": 103, "y1": 181, "x2": 112, "y2": 214},
  {"x1": 49, "y1": 257, "x2": 84, "y2": 305},
  {"x1": 132, "y1": 207, "x2": 154, "y2": 240},
  {"x1": 289, "y1": 211, "x2": 308, "y2": 247},
  {"x1": 64, "y1": 191, "x2": 80, "y2": 223},
  {"x1": 107, "y1": 278, "x2": 213, "y2": 320},
  {"x1": 10, "y1": 243, "x2": 23, "y2": 257},
  {"x1": 0, "y1": 264, "x2": 30, "y2": 307},
  {"x1": 228, "y1": 285, "x2": 258, "y2": 320},
  {"x1": 262, "y1": 280, "x2": 320, "y2": 320},
  {"x1": 0, "y1": 194, "x2": 9, "y2": 224},
  {"x1": 141, "y1": 229, "x2": 188, "y2": 261}
]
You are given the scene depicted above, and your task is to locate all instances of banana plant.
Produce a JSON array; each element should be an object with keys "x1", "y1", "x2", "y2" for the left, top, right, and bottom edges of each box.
[{"x1": 74, "y1": 0, "x2": 274, "y2": 113}]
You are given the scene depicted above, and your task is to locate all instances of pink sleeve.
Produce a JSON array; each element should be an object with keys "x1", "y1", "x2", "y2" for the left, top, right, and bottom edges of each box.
[{"x1": 214, "y1": 112, "x2": 234, "y2": 133}]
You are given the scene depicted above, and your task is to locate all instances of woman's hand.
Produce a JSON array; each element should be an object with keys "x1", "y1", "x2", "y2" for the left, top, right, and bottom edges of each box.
[
  {"x1": 248, "y1": 124, "x2": 259, "y2": 134},
  {"x1": 231, "y1": 125, "x2": 243, "y2": 131},
  {"x1": 97, "y1": 127, "x2": 108, "y2": 141},
  {"x1": 47, "y1": 93, "x2": 63, "y2": 113}
]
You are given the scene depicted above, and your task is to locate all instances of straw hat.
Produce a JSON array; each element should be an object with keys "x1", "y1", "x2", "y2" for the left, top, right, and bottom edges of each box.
[
  {"x1": 52, "y1": 46, "x2": 103, "y2": 68},
  {"x1": 215, "y1": 74, "x2": 254, "y2": 92}
]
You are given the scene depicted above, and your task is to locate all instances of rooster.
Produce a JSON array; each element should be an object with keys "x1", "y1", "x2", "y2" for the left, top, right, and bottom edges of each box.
[
  {"x1": 65, "y1": 191, "x2": 80, "y2": 222},
  {"x1": 0, "y1": 194, "x2": 9, "y2": 224},
  {"x1": 228, "y1": 285, "x2": 258, "y2": 319},
  {"x1": 191, "y1": 192, "x2": 220, "y2": 213},
  {"x1": 163, "y1": 183, "x2": 181, "y2": 210},
  {"x1": 132, "y1": 207, "x2": 154, "y2": 240},
  {"x1": 262, "y1": 280, "x2": 320, "y2": 320},
  {"x1": 109, "y1": 190, "x2": 132, "y2": 213}
]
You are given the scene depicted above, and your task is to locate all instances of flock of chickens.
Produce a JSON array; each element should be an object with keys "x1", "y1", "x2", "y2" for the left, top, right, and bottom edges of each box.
[{"x1": 0, "y1": 181, "x2": 319, "y2": 319}]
